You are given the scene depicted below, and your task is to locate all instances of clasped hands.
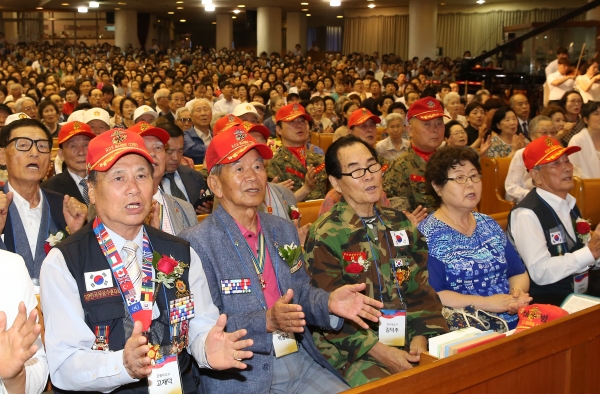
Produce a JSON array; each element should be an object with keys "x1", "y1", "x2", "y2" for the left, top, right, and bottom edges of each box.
[
  {"x1": 123, "y1": 315, "x2": 254, "y2": 379},
  {"x1": 266, "y1": 285, "x2": 383, "y2": 334}
]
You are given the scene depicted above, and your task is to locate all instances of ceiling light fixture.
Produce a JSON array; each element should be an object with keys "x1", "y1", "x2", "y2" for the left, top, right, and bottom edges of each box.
[
  {"x1": 306, "y1": 13, "x2": 311, "y2": 16},
  {"x1": 176, "y1": 1, "x2": 183, "y2": 3},
  {"x1": 177, "y1": 6, "x2": 183, "y2": 9},
  {"x1": 78, "y1": 6, "x2": 88, "y2": 12},
  {"x1": 115, "y1": 7, "x2": 120, "y2": 10},
  {"x1": 301, "y1": 8, "x2": 308, "y2": 11},
  {"x1": 238, "y1": 4, "x2": 245, "y2": 7},
  {"x1": 232, "y1": 16, "x2": 236, "y2": 18},
  {"x1": 180, "y1": 19, "x2": 186, "y2": 22},
  {"x1": 36, "y1": 6, "x2": 43, "y2": 9},
  {"x1": 212, "y1": 21, "x2": 216, "y2": 24},
  {"x1": 476, "y1": 0, "x2": 485, "y2": 3},
  {"x1": 89, "y1": 1, "x2": 99, "y2": 8},
  {"x1": 201, "y1": 0, "x2": 211, "y2": 4},
  {"x1": 61, "y1": 3, "x2": 69, "y2": 5},
  {"x1": 368, "y1": 4, "x2": 375, "y2": 7},
  {"x1": 205, "y1": 4, "x2": 215, "y2": 11},
  {"x1": 168, "y1": 11, "x2": 174, "y2": 14},
  {"x1": 301, "y1": 2, "x2": 309, "y2": 4},
  {"x1": 337, "y1": 15, "x2": 343, "y2": 18},
  {"x1": 233, "y1": 9, "x2": 240, "y2": 13},
  {"x1": 330, "y1": 0, "x2": 341, "y2": 6}
]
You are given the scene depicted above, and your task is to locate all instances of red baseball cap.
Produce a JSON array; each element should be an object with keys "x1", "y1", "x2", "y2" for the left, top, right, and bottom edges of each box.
[
  {"x1": 213, "y1": 114, "x2": 242, "y2": 136},
  {"x1": 127, "y1": 122, "x2": 170, "y2": 145},
  {"x1": 86, "y1": 129, "x2": 154, "y2": 173},
  {"x1": 240, "y1": 121, "x2": 271, "y2": 140},
  {"x1": 205, "y1": 128, "x2": 273, "y2": 173},
  {"x1": 515, "y1": 304, "x2": 568, "y2": 333},
  {"x1": 348, "y1": 108, "x2": 380, "y2": 128},
  {"x1": 275, "y1": 103, "x2": 312, "y2": 123},
  {"x1": 407, "y1": 98, "x2": 449, "y2": 121},
  {"x1": 523, "y1": 136, "x2": 581, "y2": 171},
  {"x1": 57, "y1": 121, "x2": 96, "y2": 145}
]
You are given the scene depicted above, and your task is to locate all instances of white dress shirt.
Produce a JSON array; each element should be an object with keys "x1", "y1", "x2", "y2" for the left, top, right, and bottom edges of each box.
[
  {"x1": 545, "y1": 59, "x2": 558, "y2": 78},
  {"x1": 67, "y1": 169, "x2": 87, "y2": 199},
  {"x1": 40, "y1": 225, "x2": 218, "y2": 392},
  {"x1": 161, "y1": 170, "x2": 190, "y2": 202},
  {"x1": 547, "y1": 71, "x2": 574, "y2": 101},
  {"x1": 194, "y1": 126, "x2": 212, "y2": 146},
  {"x1": 0, "y1": 250, "x2": 47, "y2": 394},
  {"x1": 568, "y1": 128, "x2": 600, "y2": 179},
  {"x1": 8, "y1": 182, "x2": 43, "y2": 257},
  {"x1": 212, "y1": 98, "x2": 240, "y2": 115},
  {"x1": 510, "y1": 188, "x2": 595, "y2": 285},
  {"x1": 575, "y1": 74, "x2": 600, "y2": 103}
]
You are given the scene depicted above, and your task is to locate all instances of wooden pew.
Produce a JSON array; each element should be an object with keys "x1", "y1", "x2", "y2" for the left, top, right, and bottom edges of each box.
[
  {"x1": 479, "y1": 157, "x2": 514, "y2": 215},
  {"x1": 318, "y1": 133, "x2": 334, "y2": 154},
  {"x1": 310, "y1": 132, "x2": 320, "y2": 147},
  {"x1": 194, "y1": 164, "x2": 204, "y2": 172},
  {"x1": 197, "y1": 214, "x2": 209, "y2": 223},
  {"x1": 345, "y1": 304, "x2": 600, "y2": 393},
  {"x1": 570, "y1": 177, "x2": 600, "y2": 226},
  {"x1": 297, "y1": 199, "x2": 324, "y2": 226},
  {"x1": 488, "y1": 211, "x2": 509, "y2": 231}
]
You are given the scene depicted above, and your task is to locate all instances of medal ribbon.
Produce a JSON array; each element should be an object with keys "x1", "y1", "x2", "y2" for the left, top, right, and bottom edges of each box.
[
  {"x1": 93, "y1": 217, "x2": 154, "y2": 331},
  {"x1": 243, "y1": 231, "x2": 267, "y2": 277}
]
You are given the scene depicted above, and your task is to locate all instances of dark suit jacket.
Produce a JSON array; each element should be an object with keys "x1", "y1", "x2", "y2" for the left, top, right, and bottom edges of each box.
[
  {"x1": 164, "y1": 111, "x2": 176, "y2": 124},
  {"x1": 41, "y1": 172, "x2": 86, "y2": 205},
  {"x1": 0, "y1": 189, "x2": 68, "y2": 253},
  {"x1": 165, "y1": 165, "x2": 207, "y2": 209}
]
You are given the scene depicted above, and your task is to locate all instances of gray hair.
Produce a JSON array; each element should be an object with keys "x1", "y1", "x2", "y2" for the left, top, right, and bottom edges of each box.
[
  {"x1": 209, "y1": 164, "x2": 224, "y2": 176},
  {"x1": 189, "y1": 98, "x2": 213, "y2": 112},
  {"x1": 210, "y1": 112, "x2": 227, "y2": 129},
  {"x1": 443, "y1": 92, "x2": 460, "y2": 106},
  {"x1": 386, "y1": 112, "x2": 405, "y2": 124},
  {"x1": 15, "y1": 97, "x2": 35, "y2": 112},
  {"x1": 529, "y1": 115, "x2": 553, "y2": 136},
  {"x1": 10, "y1": 83, "x2": 23, "y2": 93},
  {"x1": 175, "y1": 106, "x2": 190, "y2": 120},
  {"x1": 153, "y1": 88, "x2": 170, "y2": 103}
]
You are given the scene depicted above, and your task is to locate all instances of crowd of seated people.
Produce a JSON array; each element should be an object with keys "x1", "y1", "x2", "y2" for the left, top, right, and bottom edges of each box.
[{"x1": 2, "y1": 40, "x2": 600, "y2": 393}]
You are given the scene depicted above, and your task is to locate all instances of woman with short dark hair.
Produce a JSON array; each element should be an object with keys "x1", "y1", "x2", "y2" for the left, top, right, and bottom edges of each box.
[
  {"x1": 419, "y1": 146, "x2": 531, "y2": 332},
  {"x1": 483, "y1": 107, "x2": 526, "y2": 158}
]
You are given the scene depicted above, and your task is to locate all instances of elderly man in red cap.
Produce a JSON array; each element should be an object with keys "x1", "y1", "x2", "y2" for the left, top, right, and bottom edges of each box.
[
  {"x1": 40, "y1": 129, "x2": 254, "y2": 394},
  {"x1": 178, "y1": 128, "x2": 384, "y2": 393},
  {"x1": 267, "y1": 103, "x2": 325, "y2": 201},
  {"x1": 42, "y1": 121, "x2": 96, "y2": 205},
  {"x1": 508, "y1": 136, "x2": 600, "y2": 306},
  {"x1": 383, "y1": 97, "x2": 448, "y2": 212}
]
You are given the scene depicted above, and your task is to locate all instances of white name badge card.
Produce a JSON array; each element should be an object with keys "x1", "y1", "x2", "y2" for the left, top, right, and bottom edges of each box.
[
  {"x1": 148, "y1": 354, "x2": 183, "y2": 394},
  {"x1": 273, "y1": 330, "x2": 299, "y2": 358},
  {"x1": 574, "y1": 272, "x2": 589, "y2": 294},
  {"x1": 379, "y1": 309, "x2": 406, "y2": 347}
]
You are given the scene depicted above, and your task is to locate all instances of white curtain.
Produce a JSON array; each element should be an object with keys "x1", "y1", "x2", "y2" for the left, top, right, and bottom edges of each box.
[
  {"x1": 437, "y1": 8, "x2": 585, "y2": 59},
  {"x1": 343, "y1": 15, "x2": 409, "y2": 59}
]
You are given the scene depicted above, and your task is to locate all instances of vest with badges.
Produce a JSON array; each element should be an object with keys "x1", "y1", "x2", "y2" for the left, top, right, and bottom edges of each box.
[
  {"x1": 55, "y1": 222, "x2": 193, "y2": 394},
  {"x1": 509, "y1": 189, "x2": 585, "y2": 299}
]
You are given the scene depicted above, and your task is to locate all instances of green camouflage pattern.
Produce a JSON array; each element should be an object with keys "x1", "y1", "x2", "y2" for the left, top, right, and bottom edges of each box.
[
  {"x1": 304, "y1": 200, "x2": 448, "y2": 386},
  {"x1": 266, "y1": 146, "x2": 328, "y2": 201},
  {"x1": 382, "y1": 146, "x2": 436, "y2": 212}
]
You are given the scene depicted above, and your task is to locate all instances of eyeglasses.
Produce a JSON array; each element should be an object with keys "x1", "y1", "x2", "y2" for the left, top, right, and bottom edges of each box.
[
  {"x1": 340, "y1": 162, "x2": 382, "y2": 179},
  {"x1": 7, "y1": 137, "x2": 51, "y2": 153},
  {"x1": 446, "y1": 174, "x2": 482, "y2": 184},
  {"x1": 178, "y1": 117, "x2": 192, "y2": 122},
  {"x1": 450, "y1": 130, "x2": 466, "y2": 136}
]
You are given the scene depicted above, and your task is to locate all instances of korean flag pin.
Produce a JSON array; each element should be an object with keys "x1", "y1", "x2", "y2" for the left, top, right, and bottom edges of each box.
[
  {"x1": 391, "y1": 230, "x2": 410, "y2": 247},
  {"x1": 550, "y1": 231, "x2": 563, "y2": 245}
]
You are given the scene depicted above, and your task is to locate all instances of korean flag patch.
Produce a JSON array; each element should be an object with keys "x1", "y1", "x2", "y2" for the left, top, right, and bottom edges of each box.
[
  {"x1": 391, "y1": 230, "x2": 410, "y2": 247},
  {"x1": 550, "y1": 231, "x2": 563, "y2": 245},
  {"x1": 85, "y1": 269, "x2": 114, "y2": 291}
]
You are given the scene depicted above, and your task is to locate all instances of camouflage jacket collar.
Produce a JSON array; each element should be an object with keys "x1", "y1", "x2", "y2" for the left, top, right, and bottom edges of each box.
[{"x1": 335, "y1": 199, "x2": 394, "y2": 235}]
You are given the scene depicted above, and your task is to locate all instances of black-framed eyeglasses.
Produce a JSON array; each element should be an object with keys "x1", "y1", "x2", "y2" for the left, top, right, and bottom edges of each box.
[
  {"x1": 340, "y1": 162, "x2": 382, "y2": 179},
  {"x1": 446, "y1": 174, "x2": 482, "y2": 184},
  {"x1": 6, "y1": 137, "x2": 51, "y2": 153},
  {"x1": 178, "y1": 117, "x2": 192, "y2": 122}
]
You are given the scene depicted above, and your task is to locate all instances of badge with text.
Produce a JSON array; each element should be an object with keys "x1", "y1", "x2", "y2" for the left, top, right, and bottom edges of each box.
[
  {"x1": 273, "y1": 330, "x2": 299, "y2": 358},
  {"x1": 391, "y1": 259, "x2": 411, "y2": 285},
  {"x1": 378, "y1": 309, "x2": 406, "y2": 347},
  {"x1": 390, "y1": 230, "x2": 410, "y2": 247},
  {"x1": 550, "y1": 231, "x2": 563, "y2": 245},
  {"x1": 85, "y1": 269, "x2": 114, "y2": 291},
  {"x1": 574, "y1": 272, "x2": 589, "y2": 294},
  {"x1": 148, "y1": 353, "x2": 183, "y2": 394}
]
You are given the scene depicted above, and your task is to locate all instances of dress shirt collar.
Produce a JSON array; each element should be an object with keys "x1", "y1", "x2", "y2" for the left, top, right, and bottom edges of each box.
[
  {"x1": 67, "y1": 168, "x2": 85, "y2": 184},
  {"x1": 536, "y1": 187, "x2": 576, "y2": 212},
  {"x1": 104, "y1": 223, "x2": 144, "y2": 256},
  {"x1": 8, "y1": 181, "x2": 43, "y2": 210}
]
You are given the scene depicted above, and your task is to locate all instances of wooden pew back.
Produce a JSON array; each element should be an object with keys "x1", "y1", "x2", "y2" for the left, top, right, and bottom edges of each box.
[
  {"x1": 298, "y1": 199, "x2": 324, "y2": 226},
  {"x1": 479, "y1": 157, "x2": 514, "y2": 215},
  {"x1": 570, "y1": 177, "x2": 600, "y2": 226}
]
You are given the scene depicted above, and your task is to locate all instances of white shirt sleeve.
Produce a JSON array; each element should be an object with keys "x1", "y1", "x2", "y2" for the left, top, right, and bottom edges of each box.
[
  {"x1": 0, "y1": 252, "x2": 48, "y2": 394},
  {"x1": 504, "y1": 150, "x2": 530, "y2": 203},
  {"x1": 40, "y1": 248, "x2": 137, "y2": 393},
  {"x1": 510, "y1": 207, "x2": 595, "y2": 285},
  {"x1": 186, "y1": 247, "x2": 220, "y2": 369}
]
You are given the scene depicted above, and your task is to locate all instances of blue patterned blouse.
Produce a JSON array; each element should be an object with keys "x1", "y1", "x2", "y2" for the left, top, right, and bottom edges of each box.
[{"x1": 418, "y1": 212, "x2": 526, "y2": 328}]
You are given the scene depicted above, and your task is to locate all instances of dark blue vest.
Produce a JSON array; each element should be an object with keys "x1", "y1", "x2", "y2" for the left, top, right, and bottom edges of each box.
[{"x1": 54, "y1": 222, "x2": 195, "y2": 394}]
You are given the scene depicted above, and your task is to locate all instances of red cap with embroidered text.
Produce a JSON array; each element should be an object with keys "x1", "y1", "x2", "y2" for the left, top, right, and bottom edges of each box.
[
  {"x1": 275, "y1": 103, "x2": 312, "y2": 123},
  {"x1": 127, "y1": 122, "x2": 170, "y2": 145},
  {"x1": 407, "y1": 98, "x2": 449, "y2": 121},
  {"x1": 348, "y1": 108, "x2": 380, "y2": 128},
  {"x1": 86, "y1": 129, "x2": 154, "y2": 173},
  {"x1": 57, "y1": 121, "x2": 96, "y2": 145},
  {"x1": 514, "y1": 304, "x2": 568, "y2": 333},
  {"x1": 213, "y1": 114, "x2": 242, "y2": 136},
  {"x1": 205, "y1": 128, "x2": 273, "y2": 173},
  {"x1": 522, "y1": 136, "x2": 581, "y2": 171}
]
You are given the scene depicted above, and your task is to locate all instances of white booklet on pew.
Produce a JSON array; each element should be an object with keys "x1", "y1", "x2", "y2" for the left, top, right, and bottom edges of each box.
[{"x1": 560, "y1": 293, "x2": 600, "y2": 314}]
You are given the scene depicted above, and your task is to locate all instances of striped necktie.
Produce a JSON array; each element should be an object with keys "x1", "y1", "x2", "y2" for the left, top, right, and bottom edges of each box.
[
  {"x1": 122, "y1": 241, "x2": 142, "y2": 295},
  {"x1": 79, "y1": 178, "x2": 90, "y2": 205}
]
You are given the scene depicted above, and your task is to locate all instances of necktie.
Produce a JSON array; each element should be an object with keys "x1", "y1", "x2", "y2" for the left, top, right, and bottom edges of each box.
[
  {"x1": 522, "y1": 122, "x2": 529, "y2": 138},
  {"x1": 79, "y1": 178, "x2": 89, "y2": 205},
  {"x1": 122, "y1": 241, "x2": 143, "y2": 295},
  {"x1": 163, "y1": 172, "x2": 187, "y2": 201}
]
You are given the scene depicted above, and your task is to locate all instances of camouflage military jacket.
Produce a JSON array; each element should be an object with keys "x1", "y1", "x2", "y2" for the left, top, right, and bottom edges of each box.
[
  {"x1": 266, "y1": 146, "x2": 328, "y2": 201},
  {"x1": 304, "y1": 200, "x2": 448, "y2": 370},
  {"x1": 382, "y1": 146, "x2": 436, "y2": 212}
]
